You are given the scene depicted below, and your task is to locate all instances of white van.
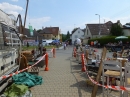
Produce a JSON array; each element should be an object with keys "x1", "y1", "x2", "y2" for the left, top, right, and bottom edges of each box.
[{"x1": 42, "y1": 39, "x2": 53, "y2": 46}]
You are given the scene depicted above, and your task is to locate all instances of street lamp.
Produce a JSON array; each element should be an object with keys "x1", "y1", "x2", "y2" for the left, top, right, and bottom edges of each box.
[{"x1": 95, "y1": 14, "x2": 101, "y2": 37}]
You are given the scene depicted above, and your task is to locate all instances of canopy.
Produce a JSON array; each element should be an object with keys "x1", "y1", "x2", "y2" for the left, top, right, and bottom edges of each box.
[{"x1": 115, "y1": 36, "x2": 128, "y2": 40}]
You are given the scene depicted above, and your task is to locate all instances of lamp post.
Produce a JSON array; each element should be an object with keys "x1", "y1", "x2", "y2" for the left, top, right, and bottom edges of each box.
[{"x1": 95, "y1": 14, "x2": 100, "y2": 37}]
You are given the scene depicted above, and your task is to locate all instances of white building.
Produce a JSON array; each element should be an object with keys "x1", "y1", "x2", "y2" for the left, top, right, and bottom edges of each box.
[{"x1": 71, "y1": 28, "x2": 85, "y2": 44}]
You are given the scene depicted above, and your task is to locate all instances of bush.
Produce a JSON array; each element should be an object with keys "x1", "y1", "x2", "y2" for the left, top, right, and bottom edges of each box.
[{"x1": 88, "y1": 36, "x2": 130, "y2": 46}]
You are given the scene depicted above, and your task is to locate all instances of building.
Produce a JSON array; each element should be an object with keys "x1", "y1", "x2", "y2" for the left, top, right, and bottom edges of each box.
[
  {"x1": 71, "y1": 28, "x2": 85, "y2": 44},
  {"x1": 84, "y1": 21, "x2": 113, "y2": 44},
  {"x1": 39, "y1": 27, "x2": 61, "y2": 40},
  {"x1": 21, "y1": 28, "x2": 42, "y2": 46},
  {"x1": 122, "y1": 24, "x2": 130, "y2": 36}
]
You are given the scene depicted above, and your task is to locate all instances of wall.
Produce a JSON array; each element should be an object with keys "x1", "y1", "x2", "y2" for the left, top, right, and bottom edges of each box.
[
  {"x1": 71, "y1": 29, "x2": 84, "y2": 44},
  {"x1": 123, "y1": 29, "x2": 130, "y2": 36}
]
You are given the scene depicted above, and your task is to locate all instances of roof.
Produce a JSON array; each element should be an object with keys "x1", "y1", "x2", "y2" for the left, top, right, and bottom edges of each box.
[
  {"x1": 71, "y1": 28, "x2": 79, "y2": 34},
  {"x1": 71, "y1": 28, "x2": 85, "y2": 35},
  {"x1": 86, "y1": 21, "x2": 113, "y2": 35},
  {"x1": 39, "y1": 27, "x2": 59, "y2": 35},
  {"x1": 123, "y1": 25, "x2": 130, "y2": 29}
]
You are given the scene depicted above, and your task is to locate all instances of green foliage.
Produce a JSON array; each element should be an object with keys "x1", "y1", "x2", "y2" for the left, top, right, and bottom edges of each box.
[
  {"x1": 126, "y1": 23, "x2": 130, "y2": 25},
  {"x1": 110, "y1": 24, "x2": 123, "y2": 36},
  {"x1": 37, "y1": 29, "x2": 42, "y2": 33},
  {"x1": 62, "y1": 34, "x2": 67, "y2": 42},
  {"x1": 88, "y1": 36, "x2": 130, "y2": 46},
  {"x1": 66, "y1": 31, "x2": 70, "y2": 39}
]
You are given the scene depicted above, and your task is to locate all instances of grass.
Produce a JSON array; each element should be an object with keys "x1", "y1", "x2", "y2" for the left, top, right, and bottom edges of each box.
[{"x1": 22, "y1": 45, "x2": 56, "y2": 51}]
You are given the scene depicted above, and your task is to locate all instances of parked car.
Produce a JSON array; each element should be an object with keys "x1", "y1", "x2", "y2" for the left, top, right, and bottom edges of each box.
[{"x1": 52, "y1": 40, "x2": 60, "y2": 45}]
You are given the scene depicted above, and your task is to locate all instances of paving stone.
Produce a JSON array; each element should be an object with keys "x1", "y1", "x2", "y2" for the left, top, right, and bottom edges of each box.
[{"x1": 31, "y1": 47, "x2": 124, "y2": 97}]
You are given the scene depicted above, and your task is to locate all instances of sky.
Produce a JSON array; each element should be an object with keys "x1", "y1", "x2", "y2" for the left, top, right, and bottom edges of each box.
[{"x1": 0, "y1": 0, "x2": 130, "y2": 34}]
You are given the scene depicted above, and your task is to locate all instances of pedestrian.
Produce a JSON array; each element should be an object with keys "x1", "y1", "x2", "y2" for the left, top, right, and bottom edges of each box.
[
  {"x1": 56, "y1": 42, "x2": 59, "y2": 49},
  {"x1": 42, "y1": 46, "x2": 46, "y2": 55},
  {"x1": 64, "y1": 43, "x2": 66, "y2": 50}
]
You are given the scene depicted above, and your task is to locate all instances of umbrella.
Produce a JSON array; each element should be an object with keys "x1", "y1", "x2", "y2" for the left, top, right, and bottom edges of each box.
[{"x1": 115, "y1": 36, "x2": 128, "y2": 40}]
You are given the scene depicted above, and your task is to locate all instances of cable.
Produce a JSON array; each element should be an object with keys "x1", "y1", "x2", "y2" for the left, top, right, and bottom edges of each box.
[{"x1": 110, "y1": 5, "x2": 130, "y2": 18}]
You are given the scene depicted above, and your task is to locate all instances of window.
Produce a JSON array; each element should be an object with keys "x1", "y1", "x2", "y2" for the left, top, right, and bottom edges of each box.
[
  {"x1": 87, "y1": 29, "x2": 88, "y2": 35},
  {"x1": 78, "y1": 31, "x2": 80, "y2": 33}
]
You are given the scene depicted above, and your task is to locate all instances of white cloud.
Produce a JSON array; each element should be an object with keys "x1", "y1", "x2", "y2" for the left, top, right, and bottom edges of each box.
[
  {"x1": 11, "y1": 0, "x2": 19, "y2": 2},
  {"x1": 0, "y1": 2, "x2": 23, "y2": 18},
  {"x1": 26, "y1": 17, "x2": 51, "y2": 29},
  {"x1": 0, "y1": 2, "x2": 23, "y2": 11}
]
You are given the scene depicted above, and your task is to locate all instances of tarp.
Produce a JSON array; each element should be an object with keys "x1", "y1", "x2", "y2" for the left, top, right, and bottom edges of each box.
[
  {"x1": 3, "y1": 83, "x2": 29, "y2": 97},
  {"x1": 12, "y1": 72, "x2": 43, "y2": 87}
]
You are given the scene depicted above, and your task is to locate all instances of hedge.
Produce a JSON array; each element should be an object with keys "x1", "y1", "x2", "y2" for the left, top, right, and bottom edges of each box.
[{"x1": 88, "y1": 36, "x2": 130, "y2": 46}]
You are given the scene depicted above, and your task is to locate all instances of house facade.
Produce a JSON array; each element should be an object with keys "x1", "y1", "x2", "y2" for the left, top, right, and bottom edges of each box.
[
  {"x1": 84, "y1": 21, "x2": 113, "y2": 44},
  {"x1": 39, "y1": 27, "x2": 61, "y2": 40},
  {"x1": 122, "y1": 25, "x2": 130, "y2": 36},
  {"x1": 71, "y1": 28, "x2": 85, "y2": 44}
]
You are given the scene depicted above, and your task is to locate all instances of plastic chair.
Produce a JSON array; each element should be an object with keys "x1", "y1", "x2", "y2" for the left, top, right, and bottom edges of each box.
[{"x1": 102, "y1": 60, "x2": 123, "y2": 97}]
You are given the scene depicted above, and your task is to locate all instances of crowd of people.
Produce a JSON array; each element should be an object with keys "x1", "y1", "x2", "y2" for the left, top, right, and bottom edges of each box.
[{"x1": 90, "y1": 40, "x2": 100, "y2": 48}]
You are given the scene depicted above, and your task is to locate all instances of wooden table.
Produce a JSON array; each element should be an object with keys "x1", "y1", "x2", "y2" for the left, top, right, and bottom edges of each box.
[{"x1": 117, "y1": 58, "x2": 128, "y2": 67}]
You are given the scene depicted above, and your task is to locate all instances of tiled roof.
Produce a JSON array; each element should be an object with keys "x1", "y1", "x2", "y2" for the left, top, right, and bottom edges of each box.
[
  {"x1": 39, "y1": 27, "x2": 59, "y2": 35},
  {"x1": 87, "y1": 21, "x2": 113, "y2": 35}
]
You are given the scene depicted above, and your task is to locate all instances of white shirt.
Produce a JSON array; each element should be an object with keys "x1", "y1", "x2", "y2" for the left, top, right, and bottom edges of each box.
[{"x1": 76, "y1": 38, "x2": 81, "y2": 45}]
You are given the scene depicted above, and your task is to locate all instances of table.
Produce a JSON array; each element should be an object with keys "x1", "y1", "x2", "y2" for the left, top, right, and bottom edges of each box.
[{"x1": 117, "y1": 58, "x2": 128, "y2": 67}]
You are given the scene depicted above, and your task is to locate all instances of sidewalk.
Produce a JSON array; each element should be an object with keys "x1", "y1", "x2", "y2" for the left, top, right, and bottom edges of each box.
[{"x1": 31, "y1": 46, "x2": 103, "y2": 97}]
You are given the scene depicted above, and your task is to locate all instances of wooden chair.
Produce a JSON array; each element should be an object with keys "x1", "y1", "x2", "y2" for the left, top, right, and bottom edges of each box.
[
  {"x1": 102, "y1": 60, "x2": 124, "y2": 97},
  {"x1": 91, "y1": 47, "x2": 107, "y2": 97}
]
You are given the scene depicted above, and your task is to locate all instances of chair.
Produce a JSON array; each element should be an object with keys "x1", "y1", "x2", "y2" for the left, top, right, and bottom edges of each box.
[
  {"x1": 124, "y1": 62, "x2": 130, "y2": 97},
  {"x1": 102, "y1": 60, "x2": 123, "y2": 97}
]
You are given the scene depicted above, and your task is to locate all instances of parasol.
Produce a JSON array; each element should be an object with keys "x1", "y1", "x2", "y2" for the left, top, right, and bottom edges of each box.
[{"x1": 115, "y1": 36, "x2": 128, "y2": 40}]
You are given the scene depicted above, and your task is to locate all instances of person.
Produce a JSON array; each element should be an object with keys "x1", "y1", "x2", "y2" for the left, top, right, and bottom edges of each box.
[
  {"x1": 75, "y1": 38, "x2": 81, "y2": 50},
  {"x1": 63, "y1": 43, "x2": 66, "y2": 50},
  {"x1": 90, "y1": 41, "x2": 94, "y2": 47},
  {"x1": 42, "y1": 46, "x2": 46, "y2": 55},
  {"x1": 56, "y1": 42, "x2": 59, "y2": 49}
]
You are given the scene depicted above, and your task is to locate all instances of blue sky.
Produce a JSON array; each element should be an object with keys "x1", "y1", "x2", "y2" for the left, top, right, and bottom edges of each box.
[{"x1": 0, "y1": 0, "x2": 130, "y2": 34}]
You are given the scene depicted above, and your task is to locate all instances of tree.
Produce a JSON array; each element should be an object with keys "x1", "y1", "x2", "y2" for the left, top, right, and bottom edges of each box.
[
  {"x1": 125, "y1": 23, "x2": 130, "y2": 25},
  {"x1": 66, "y1": 31, "x2": 70, "y2": 39},
  {"x1": 110, "y1": 24, "x2": 123, "y2": 36},
  {"x1": 62, "y1": 34, "x2": 66, "y2": 42},
  {"x1": 37, "y1": 29, "x2": 42, "y2": 33}
]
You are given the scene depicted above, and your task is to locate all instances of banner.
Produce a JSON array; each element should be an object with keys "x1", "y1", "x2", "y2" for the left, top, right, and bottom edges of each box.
[{"x1": 29, "y1": 24, "x2": 33, "y2": 36}]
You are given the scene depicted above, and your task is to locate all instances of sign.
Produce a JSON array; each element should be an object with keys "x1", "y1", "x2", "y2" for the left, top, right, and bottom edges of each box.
[{"x1": 29, "y1": 24, "x2": 33, "y2": 36}]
